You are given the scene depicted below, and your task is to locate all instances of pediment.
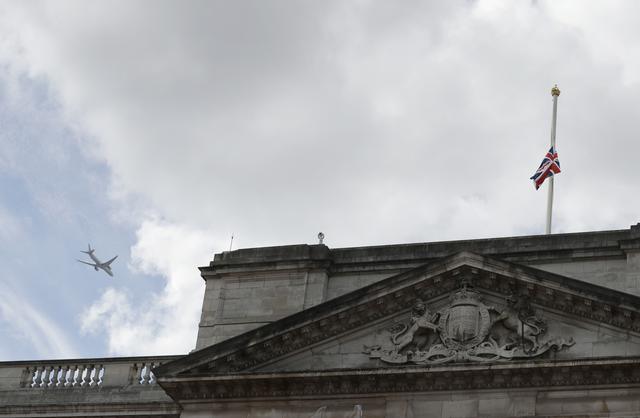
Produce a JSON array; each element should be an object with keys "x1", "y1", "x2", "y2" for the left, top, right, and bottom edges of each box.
[
  {"x1": 257, "y1": 288, "x2": 640, "y2": 373},
  {"x1": 156, "y1": 251, "x2": 640, "y2": 380}
]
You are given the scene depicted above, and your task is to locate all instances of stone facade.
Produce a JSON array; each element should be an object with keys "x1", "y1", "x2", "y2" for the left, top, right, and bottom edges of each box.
[
  {"x1": 3, "y1": 225, "x2": 640, "y2": 417},
  {"x1": 196, "y1": 225, "x2": 640, "y2": 349}
]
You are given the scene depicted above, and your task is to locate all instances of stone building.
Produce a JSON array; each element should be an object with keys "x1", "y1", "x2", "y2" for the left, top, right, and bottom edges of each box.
[{"x1": 2, "y1": 225, "x2": 640, "y2": 417}]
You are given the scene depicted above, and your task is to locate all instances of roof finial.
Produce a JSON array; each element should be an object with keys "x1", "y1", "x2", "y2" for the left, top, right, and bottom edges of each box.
[{"x1": 551, "y1": 84, "x2": 561, "y2": 97}]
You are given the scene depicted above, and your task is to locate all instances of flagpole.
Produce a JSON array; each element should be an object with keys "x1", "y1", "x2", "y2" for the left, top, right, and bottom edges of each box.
[{"x1": 545, "y1": 85, "x2": 561, "y2": 235}]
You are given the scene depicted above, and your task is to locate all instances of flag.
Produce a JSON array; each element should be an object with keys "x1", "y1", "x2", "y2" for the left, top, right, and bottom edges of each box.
[{"x1": 530, "y1": 146, "x2": 561, "y2": 190}]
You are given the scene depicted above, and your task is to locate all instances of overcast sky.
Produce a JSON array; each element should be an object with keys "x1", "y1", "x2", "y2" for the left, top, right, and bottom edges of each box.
[{"x1": 1, "y1": 1, "x2": 639, "y2": 360}]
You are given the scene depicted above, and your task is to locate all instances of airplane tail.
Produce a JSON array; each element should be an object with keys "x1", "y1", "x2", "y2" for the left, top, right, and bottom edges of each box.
[{"x1": 81, "y1": 243, "x2": 95, "y2": 255}]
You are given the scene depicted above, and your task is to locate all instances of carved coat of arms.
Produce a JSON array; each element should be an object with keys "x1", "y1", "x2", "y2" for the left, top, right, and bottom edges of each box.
[{"x1": 365, "y1": 284, "x2": 574, "y2": 365}]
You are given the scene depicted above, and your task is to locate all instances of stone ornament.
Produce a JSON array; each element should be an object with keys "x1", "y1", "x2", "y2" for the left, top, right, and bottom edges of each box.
[{"x1": 365, "y1": 283, "x2": 574, "y2": 365}]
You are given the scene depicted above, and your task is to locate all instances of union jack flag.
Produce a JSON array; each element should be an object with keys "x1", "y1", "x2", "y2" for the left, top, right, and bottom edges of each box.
[{"x1": 530, "y1": 146, "x2": 561, "y2": 190}]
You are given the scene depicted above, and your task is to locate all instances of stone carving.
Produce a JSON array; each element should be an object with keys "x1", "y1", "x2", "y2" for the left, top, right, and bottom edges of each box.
[
  {"x1": 493, "y1": 294, "x2": 546, "y2": 352},
  {"x1": 364, "y1": 283, "x2": 574, "y2": 365},
  {"x1": 390, "y1": 300, "x2": 440, "y2": 353}
]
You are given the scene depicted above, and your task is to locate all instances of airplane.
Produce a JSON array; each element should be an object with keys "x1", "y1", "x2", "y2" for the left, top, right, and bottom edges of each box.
[{"x1": 77, "y1": 244, "x2": 118, "y2": 277}]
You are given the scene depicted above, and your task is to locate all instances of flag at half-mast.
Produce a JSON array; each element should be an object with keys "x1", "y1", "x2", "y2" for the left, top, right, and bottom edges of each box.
[{"x1": 530, "y1": 146, "x2": 561, "y2": 190}]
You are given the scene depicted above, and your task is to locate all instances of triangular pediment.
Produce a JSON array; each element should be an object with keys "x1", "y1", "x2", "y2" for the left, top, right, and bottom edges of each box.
[
  {"x1": 257, "y1": 288, "x2": 640, "y2": 373},
  {"x1": 155, "y1": 251, "x2": 640, "y2": 381}
]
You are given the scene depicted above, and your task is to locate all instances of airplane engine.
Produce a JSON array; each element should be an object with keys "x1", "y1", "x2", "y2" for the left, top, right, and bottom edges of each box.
[{"x1": 94, "y1": 266, "x2": 99, "y2": 271}]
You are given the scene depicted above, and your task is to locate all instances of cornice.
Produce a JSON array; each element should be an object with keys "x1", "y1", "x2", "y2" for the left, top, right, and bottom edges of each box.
[
  {"x1": 158, "y1": 357, "x2": 640, "y2": 401},
  {"x1": 201, "y1": 227, "x2": 640, "y2": 277}
]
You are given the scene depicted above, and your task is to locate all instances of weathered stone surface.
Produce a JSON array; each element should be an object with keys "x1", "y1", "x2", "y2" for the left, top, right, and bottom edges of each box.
[
  {"x1": 197, "y1": 225, "x2": 640, "y2": 349},
  {"x1": 174, "y1": 388, "x2": 640, "y2": 418}
]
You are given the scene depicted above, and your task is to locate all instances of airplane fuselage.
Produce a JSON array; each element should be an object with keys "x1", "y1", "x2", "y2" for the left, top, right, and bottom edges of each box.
[{"x1": 89, "y1": 253, "x2": 102, "y2": 265}]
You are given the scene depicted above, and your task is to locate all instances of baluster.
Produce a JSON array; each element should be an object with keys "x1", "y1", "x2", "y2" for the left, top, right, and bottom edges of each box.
[
  {"x1": 96, "y1": 365, "x2": 104, "y2": 386},
  {"x1": 148, "y1": 362, "x2": 156, "y2": 384},
  {"x1": 46, "y1": 366, "x2": 54, "y2": 387},
  {"x1": 140, "y1": 363, "x2": 149, "y2": 384},
  {"x1": 57, "y1": 365, "x2": 67, "y2": 387},
  {"x1": 42, "y1": 366, "x2": 49, "y2": 387},
  {"x1": 61, "y1": 364, "x2": 72, "y2": 387},
  {"x1": 71, "y1": 365, "x2": 79, "y2": 387},
  {"x1": 145, "y1": 363, "x2": 153, "y2": 384},
  {"x1": 63, "y1": 366, "x2": 72, "y2": 387},
  {"x1": 47, "y1": 366, "x2": 56, "y2": 387},
  {"x1": 80, "y1": 364, "x2": 91, "y2": 387},
  {"x1": 45, "y1": 366, "x2": 52, "y2": 387},
  {"x1": 33, "y1": 366, "x2": 40, "y2": 387},
  {"x1": 38, "y1": 366, "x2": 48, "y2": 387},
  {"x1": 62, "y1": 366, "x2": 69, "y2": 387},
  {"x1": 30, "y1": 367, "x2": 38, "y2": 388},
  {"x1": 45, "y1": 366, "x2": 54, "y2": 387},
  {"x1": 83, "y1": 365, "x2": 89, "y2": 386},
  {"x1": 80, "y1": 364, "x2": 90, "y2": 386},
  {"x1": 88, "y1": 364, "x2": 96, "y2": 387},
  {"x1": 54, "y1": 366, "x2": 61, "y2": 387}
]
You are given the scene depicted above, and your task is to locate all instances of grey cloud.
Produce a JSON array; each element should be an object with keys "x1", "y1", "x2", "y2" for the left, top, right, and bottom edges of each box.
[{"x1": 2, "y1": 0, "x2": 640, "y2": 250}]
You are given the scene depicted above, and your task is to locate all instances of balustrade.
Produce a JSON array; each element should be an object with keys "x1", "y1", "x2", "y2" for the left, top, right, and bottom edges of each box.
[
  {"x1": 24, "y1": 364, "x2": 103, "y2": 388},
  {"x1": 0, "y1": 355, "x2": 180, "y2": 391}
]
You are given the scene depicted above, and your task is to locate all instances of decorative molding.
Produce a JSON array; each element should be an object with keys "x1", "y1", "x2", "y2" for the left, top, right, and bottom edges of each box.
[{"x1": 160, "y1": 358, "x2": 640, "y2": 400}]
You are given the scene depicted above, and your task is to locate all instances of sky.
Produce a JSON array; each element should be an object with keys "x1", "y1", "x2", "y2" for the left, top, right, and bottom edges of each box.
[{"x1": 1, "y1": 0, "x2": 640, "y2": 361}]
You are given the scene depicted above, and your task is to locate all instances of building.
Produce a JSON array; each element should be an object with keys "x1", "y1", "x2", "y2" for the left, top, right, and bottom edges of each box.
[{"x1": 2, "y1": 225, "x2": 640, "y2": 417}]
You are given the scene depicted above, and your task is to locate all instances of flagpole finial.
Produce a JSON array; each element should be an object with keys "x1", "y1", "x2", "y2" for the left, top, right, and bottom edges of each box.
[{"x1": 551, "y1": 84, "x2": 561, "y2": 97}]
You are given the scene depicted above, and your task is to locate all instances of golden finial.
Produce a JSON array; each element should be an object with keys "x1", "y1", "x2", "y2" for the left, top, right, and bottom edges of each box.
[{"x1": 551, "y1": 84, "x2": 561, "y2": 96}]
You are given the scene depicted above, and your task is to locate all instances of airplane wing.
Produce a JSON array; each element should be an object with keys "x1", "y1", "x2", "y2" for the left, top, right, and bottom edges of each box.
[
  {"x1": 77, "y1": 259, "x2": 98, "y2": 267},
  {"x1": 103, "y1": 255, "x2": 118, "y2": 266}
]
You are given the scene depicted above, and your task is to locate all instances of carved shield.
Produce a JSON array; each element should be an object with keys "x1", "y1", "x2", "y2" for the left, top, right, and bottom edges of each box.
[{"x1": 439, "y1": 292, "x2": 490, "y2": 350}]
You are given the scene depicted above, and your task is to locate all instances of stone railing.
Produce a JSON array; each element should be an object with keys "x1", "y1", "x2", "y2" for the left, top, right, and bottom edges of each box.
[
  {"x1": 0, "y1": 355, "x2": 183, "y2": 417},
  {"x1": 0, "y1": 355, "x2": 181, "y2": 391}
]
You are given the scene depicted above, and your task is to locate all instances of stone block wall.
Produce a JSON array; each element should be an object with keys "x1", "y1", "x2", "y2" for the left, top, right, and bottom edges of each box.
[
  {"x1": 531, "y1": 258, "x2": 631, "y2": 294},
  {"x1": 196, "y1": 245, "x2": 330, "y2": 349}
]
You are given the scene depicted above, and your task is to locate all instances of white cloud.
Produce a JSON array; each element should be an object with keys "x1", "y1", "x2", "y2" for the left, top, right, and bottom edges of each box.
[
  {"x1": 2, "y1": 1, "x2": 640, "y2": 356},
  {"x1": 0, "y1": 281, "x2": 78, "y2": 359},
  {"x1": 546, "y1": 1, "x2": 640, "y2": 85},
  {"x1": 80, "y1": 218, "x2": 213, "y2": 355}
]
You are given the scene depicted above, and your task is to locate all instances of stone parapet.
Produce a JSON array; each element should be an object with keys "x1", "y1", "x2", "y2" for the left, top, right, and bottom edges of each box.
[
  {"x1": 0, "y1": 355, "x2": 181, "y2": 417},
  {"x1": 203, "y1": 227, "x2": 638, "y2": 275}
]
